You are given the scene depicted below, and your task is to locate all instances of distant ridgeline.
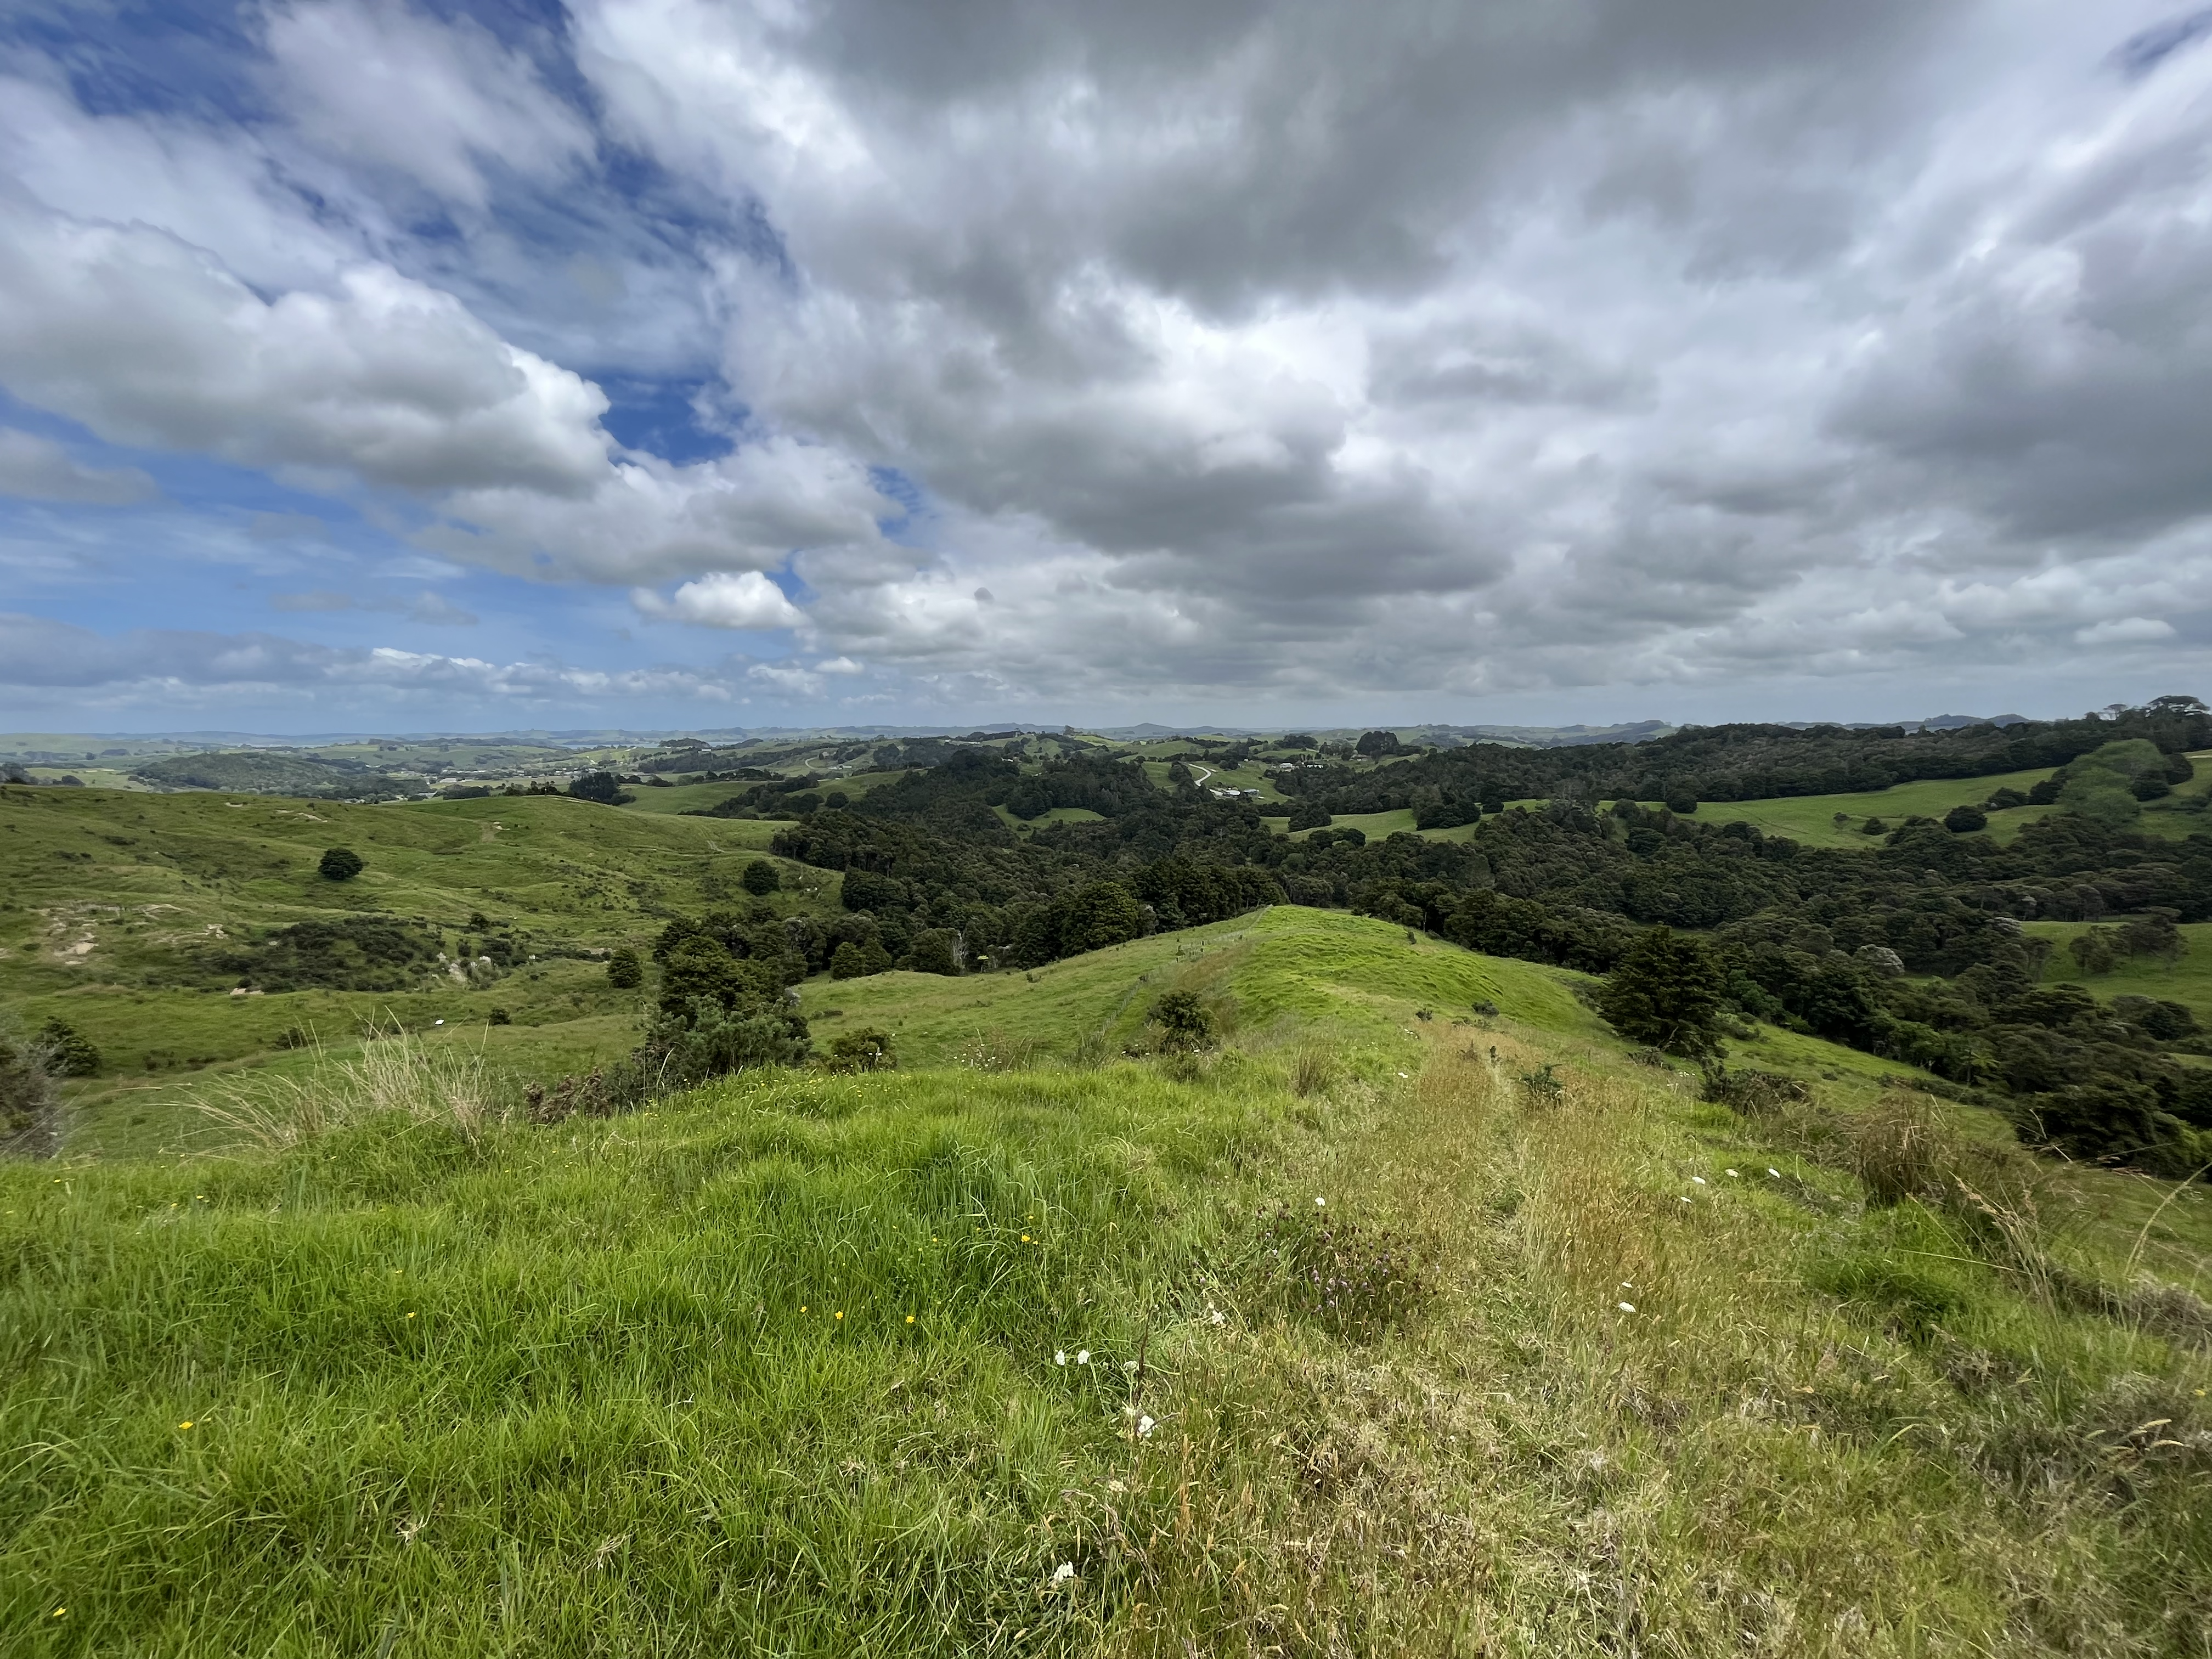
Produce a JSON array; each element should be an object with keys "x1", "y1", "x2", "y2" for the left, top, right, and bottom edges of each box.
[
  {"x1": 1288, "y1": 699, "x2": 2211, "y2": 814},
  {"x1": 738, "y1": 701, "x2": 2212, "y2": 1172},
  {"x1": 131, "y1": 751, "x2": 413, "y2": 802}
]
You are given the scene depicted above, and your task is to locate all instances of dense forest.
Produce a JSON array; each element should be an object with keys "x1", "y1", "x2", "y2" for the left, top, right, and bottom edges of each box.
[{"x1": 705, "y1": 704, "x2": 2212, "y2": 1176}]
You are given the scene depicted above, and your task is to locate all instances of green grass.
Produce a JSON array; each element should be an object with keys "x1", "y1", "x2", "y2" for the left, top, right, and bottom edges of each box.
[
  {"x1": 5, "y1": 912, "x2": 2209, "y2": 1652},
  {"x1": 995, "y1": 805, "x2": 1104, "y2": 831},
  {"x1": 0, "y1": 787, "x2": 827, "y2": 1148},
  {"x1": 2022, "y1": 920, "x2": 2212, "y2": 1022},
  {"x1": 802, "y1": 907, "x2": 1602, "y2": 1069},
  {"x1": 1679, "y1": 765, "x2": 2061, "y2": 847}
]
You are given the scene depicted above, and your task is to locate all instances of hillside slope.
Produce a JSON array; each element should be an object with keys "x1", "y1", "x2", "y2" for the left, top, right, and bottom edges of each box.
[
  {"x1": 0, "y1": 786, "x2": 804, "y2": 1155},
  {"x1": 4, "y1": 910, "x2": 2208, "y2": 1654}
]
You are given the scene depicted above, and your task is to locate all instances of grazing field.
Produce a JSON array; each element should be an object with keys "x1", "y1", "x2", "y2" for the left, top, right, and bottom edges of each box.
[
  {"x1": 4, "y1": 907, "x2": 2209, "y2": 1654},
  {"x1": 1685, "y1": 750, "x2": 2212, "y2": 849},
  {"x1": 1682, "y1": 765, "x2": 2060, "y2": 847},
  {"x1": 2023, "y1": 919, "x2": 2212, "y2": 1023},
  {"x1": 0, "y1": 786, "x2": 818, "y2": 1154}
]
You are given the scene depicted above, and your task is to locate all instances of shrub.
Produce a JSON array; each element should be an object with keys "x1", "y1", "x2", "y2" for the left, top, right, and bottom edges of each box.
[
  {"x1": 1943, "y1": 804, "x2": 1988, "y2": 833},
  {"x1": 643, "y1": 1002, "x2": 811, "y2": 1090},
  {"x1": 1860, "y1": 816, "x2": 1887, "y2": 834},
  {"x1": 823, "y1": 1028, "x2": 896, "y2": 1073},
  {"x1": 606, "y1": 946, "x2": 644, "y2": 989},
  {"x1": 317, "y1": 846, "x2": 364, "y2": 881},
  {"x1": 38, "y1": 1018, "x2": 100, "y2": 1077},
  {"x1": 740, "y1": 859, "x2": 782, "y2": 895},
  {"x1": 1148, "y1": 989, "x2": 1217, "y2": 1052},
  {"x1": 0, "y1": 1028, "x2": 61, "y2": 1157},
  {"x1": 1664, "y1": 791, "x2": 1698, "y2": 815}
]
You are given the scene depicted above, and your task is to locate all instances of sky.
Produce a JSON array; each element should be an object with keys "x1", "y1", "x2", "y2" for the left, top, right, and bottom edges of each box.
[{"x1": 1, "y1": 0, "x2": 2209, "y2": 735}]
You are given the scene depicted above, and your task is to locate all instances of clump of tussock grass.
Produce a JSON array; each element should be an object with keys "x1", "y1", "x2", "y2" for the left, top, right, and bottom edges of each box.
[
  {"x1": 953, "y1": 1026, "x2": 1047, "y2": 1073},
  {"x1": 192, "y1": 1025, "x2": 501, "y2": 1148},
  {"x1": 1234, "y1": 1198, "x2": 1437, "y2": 1339},
  {"x1": 1286, "y1": 1041, "x2": 1339, "y2": 1098}
]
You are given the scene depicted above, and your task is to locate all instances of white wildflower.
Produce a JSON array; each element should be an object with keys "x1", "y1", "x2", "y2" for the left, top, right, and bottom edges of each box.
[
  {"x1": 1051, "y1": 1561, "x2": 1075, "y2": 1585},
  {"x1": 1055, "y1": 1350, "x2": 1066, "y2": 1366},
  {"x1": 1725, "y1": 1169, "x2": 1741, "y2": 1177},
  {"x1": 1314, "y1": 1197, "x2": 1327, "y2": 1209},
  {"x1": 1618, "y1": 1302, "x2": 1636, "y2": 1313},
  {"x1": 1210, "y1": 1308, "x2": 1225, "y2": 1327},
  {"x1": 1137, "y1": 1414, "x2": 1156, "y2": 1438},
  {"x1": 1691, "y1": 1176, "x2": 1707, "y2": 1185},
  {"x1": 1076, "y1": 1350, "x2": 1090, "y2": 1365},
  {"x1": 1123, "y1": 1359, "x2": 1140, "y2": 1375},
  {"x1": 1768, "y1": 1167, "x2": 1781, "y2": 1178}
]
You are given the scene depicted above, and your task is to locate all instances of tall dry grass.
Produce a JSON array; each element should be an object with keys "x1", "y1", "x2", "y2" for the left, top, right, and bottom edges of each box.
[{"x1": 191, "y1": 1026, "x2": 501, "y2": 1149}]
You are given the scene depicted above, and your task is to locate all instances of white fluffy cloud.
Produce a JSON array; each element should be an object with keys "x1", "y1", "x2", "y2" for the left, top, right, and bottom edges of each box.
[
  {"x1": 261, "y1": 0, "x2": 593, "y2": 209},
  {"x1": 631, "y1": 569, "x2": 805, "y2": 629},
  {"x1": 0, "y1": 195, "x2": 890, "y2": 583}
]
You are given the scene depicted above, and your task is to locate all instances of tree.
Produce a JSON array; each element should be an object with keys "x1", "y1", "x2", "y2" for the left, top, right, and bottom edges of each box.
[
  {"x1": 1289, "y1": 801, "x2": 1333, "y2": 831},
  {"x1": 1356, "y1": 729, "x2": 1402, "y2": 758},
  {"x1": 657, "y1": 936, "x2": 775, "y2": 1019},
  {"x1": 1062, "y1": 881, "x2": 1144, "y2": 953},
  {"x1": 1595, "y1": 927, "x2": 1728, "y2": 1059},
  {"x1": 606, "y1": 946, "x2": 644, "y2": 989},
  {"x1": 740, "y1": 859, "x2": 782, "y2": 895},
  {"x1": 568, "y1": 772, "x2": 634, "y2": 806},
  {"x1": 902, "y1": 928, "x2": 962, "y2": 975},
  {"x1": 841, "y1": 870, "x2": 905, "y2": 913},
  {"x1": 318, "y1": 847, "x2": 364, "y2": 881},
  {"x1": 1664, "y1": 791, "x2": 1699, "y2": 816},
  {"x1": 1943, "y1": 804, "x2": 1988, "y2": 833}
]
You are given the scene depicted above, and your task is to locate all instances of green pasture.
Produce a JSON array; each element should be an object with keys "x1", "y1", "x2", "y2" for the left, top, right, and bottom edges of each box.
[
  {"x1": 801, "y1": 907, "x2": 1604, "y2": 1071},
  {"x1": 2022, "y1": 919, "x2": 2212, "y2": 1021},
  {"x1": 1675, "y1": 765, "x2": 2058, "y2": 847},
  {"x1": 5, "y1": 918, "x2": 2209, "y2": 1650}
]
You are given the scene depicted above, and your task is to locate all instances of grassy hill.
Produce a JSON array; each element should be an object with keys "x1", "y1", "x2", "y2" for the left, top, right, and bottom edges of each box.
[
  {"x1": 4, "y1": 906, "x2": 2209, "y2": 1652},
  {"x1": 0, "y1": 785, "x2": 807, "y2": 1155}
]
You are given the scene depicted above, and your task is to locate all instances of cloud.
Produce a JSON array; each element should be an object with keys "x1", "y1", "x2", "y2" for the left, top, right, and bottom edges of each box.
[
  {"x1": 0, "y1": 427, "x2": 158, "y2": 505},
  {"x1": 2076, "y1": 616, "x2": 2177, "y2": 645},
  {"x1": 270, "y1": 589, "x2": 480, "y2": 625},
  {"x1": 0, "y1": 196, "x2": 892, "y2": 583},
  {"x1": 0, "y1": 611, "x2": 745, "y2": 703},
  {"x1": 4, "y1": 0, "x2": 2210, "y2": 724},
  {"x1": 630, "y1": 569, "x2": 806, "y2": 629},
  {"x1": 260, "y1": 1, "x2": 594, "y2": 209}
]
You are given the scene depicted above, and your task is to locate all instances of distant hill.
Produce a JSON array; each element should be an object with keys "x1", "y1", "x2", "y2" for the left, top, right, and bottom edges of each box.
[{"x1": 131, "y1": 750, "x2": 410, "y2": 798}]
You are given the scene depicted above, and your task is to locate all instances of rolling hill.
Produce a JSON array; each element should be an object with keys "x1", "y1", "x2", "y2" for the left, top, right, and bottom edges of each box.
[{"x1": 2, "y1": 906, "x2": 2207, "y2": 1652}]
